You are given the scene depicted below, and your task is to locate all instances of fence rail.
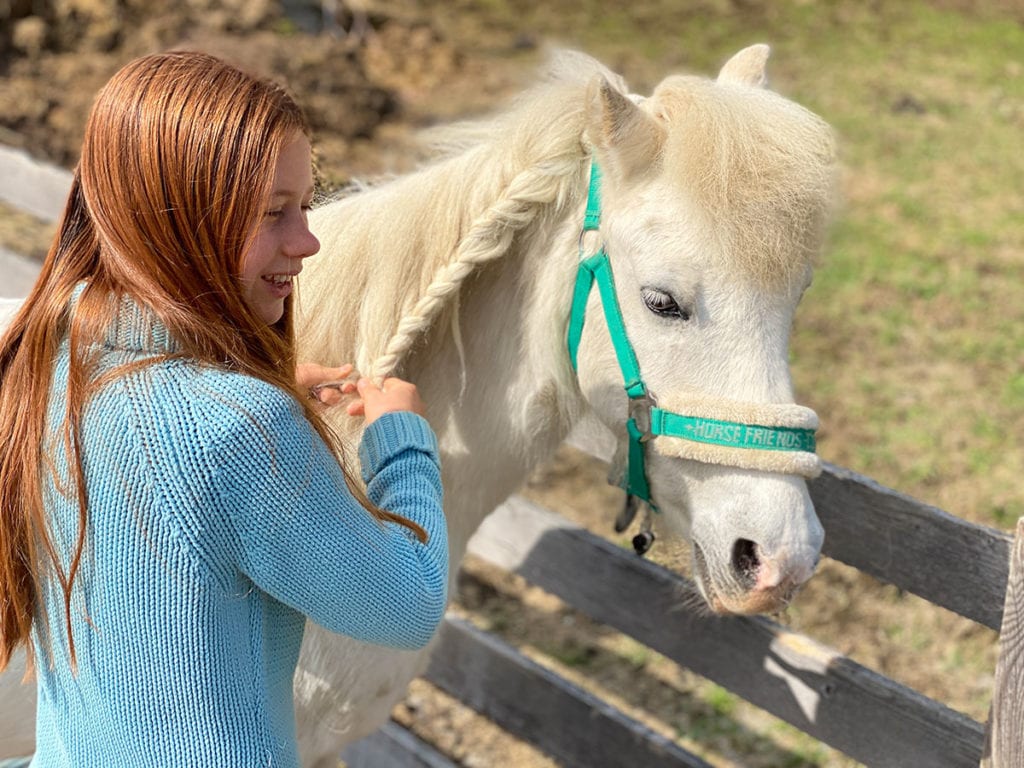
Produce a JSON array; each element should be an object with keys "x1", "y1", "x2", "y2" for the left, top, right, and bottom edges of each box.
[
  {"x1": 344, "y1": 458, "x2": 1021, "y2": 768},
  {"x1": 812, "y1": 463, "x2": 1012, "y2": 630},
  {"x1": 464, "y1": 490, "x2": 987, "y2": 768}
]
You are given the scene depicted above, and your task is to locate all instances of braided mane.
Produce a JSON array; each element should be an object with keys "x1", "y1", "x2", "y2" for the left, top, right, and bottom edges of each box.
[{"x1": 299, "y1": 52, "x2": 623, "y2": 381}]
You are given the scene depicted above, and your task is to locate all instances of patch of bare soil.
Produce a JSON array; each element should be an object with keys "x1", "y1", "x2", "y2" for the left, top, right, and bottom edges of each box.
[{"x1": 0, "y1": 0, "x2": 534, "y2": 188}]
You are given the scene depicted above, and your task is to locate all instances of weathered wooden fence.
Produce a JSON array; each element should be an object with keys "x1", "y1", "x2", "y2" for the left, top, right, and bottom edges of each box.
[
  {"x1": 338, "y1": 452, "x2": 1023, "y2": 768},
  {"x1": 1, "y1": 145, "x2": 1021, "y2": 768}
]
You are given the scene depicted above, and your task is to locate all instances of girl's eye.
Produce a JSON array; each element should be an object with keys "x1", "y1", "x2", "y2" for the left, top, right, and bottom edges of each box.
[
  {"x1": 641, "y1": 287, "x2": 691, "y2": 321},
  {"x1": 267, "y1": 204, "x2": 313, "y2": 218}
]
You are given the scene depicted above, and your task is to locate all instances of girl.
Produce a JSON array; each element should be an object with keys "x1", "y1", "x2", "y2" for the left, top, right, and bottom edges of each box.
[{"x1": 0, "y1": 51, "x2": 448, "y2": 767}]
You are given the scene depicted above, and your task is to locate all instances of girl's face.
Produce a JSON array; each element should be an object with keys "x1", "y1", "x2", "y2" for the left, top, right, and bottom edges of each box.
[{"x1": 240, "y1": 133, "x2": 320, "y2": 325}]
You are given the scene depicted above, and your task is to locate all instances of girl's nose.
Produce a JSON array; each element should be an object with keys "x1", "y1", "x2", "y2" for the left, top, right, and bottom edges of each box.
[{"x1": 287, "y1": 223, "x2": 320, "y2": 260}]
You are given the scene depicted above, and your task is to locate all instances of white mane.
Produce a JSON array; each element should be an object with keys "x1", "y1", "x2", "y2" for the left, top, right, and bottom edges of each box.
[{"x1": 298, "y1": 52, "x2": 622, "y2": 381}]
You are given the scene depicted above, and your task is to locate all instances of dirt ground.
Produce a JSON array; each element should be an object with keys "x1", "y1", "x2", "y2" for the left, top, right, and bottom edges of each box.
[
  {"x1": 0, "y1": 0, "x2": 534, "y2": 185},
  {"x1": 0, "y1": 2, "x2": 1006, "y2": 767}
]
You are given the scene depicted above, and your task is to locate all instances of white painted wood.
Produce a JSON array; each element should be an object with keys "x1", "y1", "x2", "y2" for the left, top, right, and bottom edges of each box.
[
  {"x1": 0, "y1": 145, "x2": 72, "y2": 223},
  {"x1": 0, "y1": 248, "x2": 40, "y2": 299},
  {"x1": 0, "y1": 649, "x2": 36, "y2": 760}
]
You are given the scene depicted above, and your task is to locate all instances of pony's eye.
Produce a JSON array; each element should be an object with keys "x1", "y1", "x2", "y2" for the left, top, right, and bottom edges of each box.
[{"x1": 642, "y1": 288, "x2": 691, "y2": 321}]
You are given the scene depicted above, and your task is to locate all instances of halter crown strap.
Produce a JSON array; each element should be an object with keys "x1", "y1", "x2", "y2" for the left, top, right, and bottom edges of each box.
[
  {"x1": 569, "y1": 160, "x2": 653, "y2": 503},
  {"x1": 582, "y1": 161, "x2": 603, "y2": 232},
  {"x1": 571, "y1": 162, "x2": 644, "y2": 392}
]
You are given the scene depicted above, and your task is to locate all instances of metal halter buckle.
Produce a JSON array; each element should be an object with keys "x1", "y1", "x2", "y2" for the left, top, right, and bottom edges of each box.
[
  {"x1": 628, "y1": 392, "x2": 657, "y2": 442},
  {"x1": 577, "y1": 227, "x2": 604, "y2": 258}
]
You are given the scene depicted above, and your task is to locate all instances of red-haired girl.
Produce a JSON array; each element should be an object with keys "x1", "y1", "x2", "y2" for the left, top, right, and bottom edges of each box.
[{"x1": 0, "y1": 51, "x2": 447, "y2": 767}]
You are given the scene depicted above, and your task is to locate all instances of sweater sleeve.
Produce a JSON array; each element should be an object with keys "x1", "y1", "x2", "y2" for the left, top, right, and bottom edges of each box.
[{"x1": 209, "y1": 387, "x2": 448, "y2": 650}]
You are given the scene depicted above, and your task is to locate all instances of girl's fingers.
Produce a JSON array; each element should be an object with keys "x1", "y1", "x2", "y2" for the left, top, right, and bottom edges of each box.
[
  {"x1": 354, "y1": 377, "x2": 425, "y2": 423},
  {"x1": 301, "y1": 363, "x2": 360, "y2": 407},
  {"x1": 315, "y1": 387, "x2": 343, "y2": 406},
  {"x1": 296, "y1": 362, "x2": 356, "y2": 389}
]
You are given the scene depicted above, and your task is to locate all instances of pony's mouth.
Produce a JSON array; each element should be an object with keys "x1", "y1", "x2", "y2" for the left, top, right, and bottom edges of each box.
[
  {"x1": 692, "y1": 540, "x2": 801, "y2": 616},
  {"x1": 691, "y1": 541, "x2": 728, "y2": 613}
]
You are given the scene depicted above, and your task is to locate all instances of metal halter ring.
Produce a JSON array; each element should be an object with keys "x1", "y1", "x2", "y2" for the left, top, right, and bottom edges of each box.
[
  {"x1": 628, "y1": 392, "x2": 657, "y2": 442},
  {"x1": 577, "y1": 227, "x2": 604, "y2": 258}
]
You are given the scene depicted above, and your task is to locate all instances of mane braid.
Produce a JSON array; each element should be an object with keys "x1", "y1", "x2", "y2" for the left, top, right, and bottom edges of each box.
[
  {"x1": 369, "y1": 153, "x2": 584, "y2": 381},
  {"x1": 294, "y1": 50, "x2": 623, "y2": 383}
]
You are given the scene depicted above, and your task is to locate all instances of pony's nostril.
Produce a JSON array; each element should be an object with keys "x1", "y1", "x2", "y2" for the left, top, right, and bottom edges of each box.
[{"x1": 731, "y1": 538, "x2": 760, "y2": 589}]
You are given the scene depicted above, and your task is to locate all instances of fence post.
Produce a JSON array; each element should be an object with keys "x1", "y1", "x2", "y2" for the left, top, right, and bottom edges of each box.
[{"x1": 981, "y1": 517, "x2": 1024, "y2": 767}]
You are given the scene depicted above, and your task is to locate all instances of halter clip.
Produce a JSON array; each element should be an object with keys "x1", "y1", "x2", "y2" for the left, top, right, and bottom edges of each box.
[{"x1": 628, "y1": 392, "x2": 656, "y2": 443}]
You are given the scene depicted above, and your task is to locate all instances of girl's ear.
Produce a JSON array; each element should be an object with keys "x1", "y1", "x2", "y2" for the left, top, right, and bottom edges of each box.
[{"x1": 585, "y1": 76, "x2": 665, "y2": 182}]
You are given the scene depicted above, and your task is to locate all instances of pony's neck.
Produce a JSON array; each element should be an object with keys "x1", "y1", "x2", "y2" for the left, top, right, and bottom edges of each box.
[
  {"x1": 401, "y1": 210, "x2": 589, "y2": 561},
  {"x1": 299, "y1": 100, "x2": 599, "y2": 563}
]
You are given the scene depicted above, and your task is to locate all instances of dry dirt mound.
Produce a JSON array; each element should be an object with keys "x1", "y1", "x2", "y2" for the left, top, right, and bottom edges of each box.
[{"x1": 0, "y1": 0, "x2": 460, "y2": 187}]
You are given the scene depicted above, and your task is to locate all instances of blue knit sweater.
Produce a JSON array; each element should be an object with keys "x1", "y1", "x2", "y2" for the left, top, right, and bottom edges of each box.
[{"x1": 28, "y1": 292, "x2": 448, "y2": 767}]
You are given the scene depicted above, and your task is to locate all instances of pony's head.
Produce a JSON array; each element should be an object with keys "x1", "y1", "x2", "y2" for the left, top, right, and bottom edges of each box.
[{"x1": 573, "y1": 45, "x2": 837, "y2": 614}]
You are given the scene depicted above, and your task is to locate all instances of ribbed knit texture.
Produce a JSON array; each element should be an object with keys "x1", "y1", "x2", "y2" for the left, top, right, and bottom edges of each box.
[{"x1": 28, "y1": 291, "x2": 448, "y2": 767}]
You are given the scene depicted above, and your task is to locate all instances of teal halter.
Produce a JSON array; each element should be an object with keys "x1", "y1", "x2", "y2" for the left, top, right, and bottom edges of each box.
[{"x1": 566, "y1": 161, "x2": 817, "y2": 510}]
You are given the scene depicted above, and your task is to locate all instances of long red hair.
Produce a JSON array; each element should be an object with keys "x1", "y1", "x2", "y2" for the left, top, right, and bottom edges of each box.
[{"x1": 0, "y1": 51, "x2": 425, "y2": 673}]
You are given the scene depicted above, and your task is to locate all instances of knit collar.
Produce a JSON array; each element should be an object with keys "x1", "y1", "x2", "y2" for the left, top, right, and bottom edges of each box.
[{"x1": 71, "y1": 282, "x2": 182, "y2": 355}]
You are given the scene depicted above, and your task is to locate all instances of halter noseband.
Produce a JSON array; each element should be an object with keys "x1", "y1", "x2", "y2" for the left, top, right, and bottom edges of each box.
[{"x1": 566, "y1": 160, "x2": 820, "y2": 521}]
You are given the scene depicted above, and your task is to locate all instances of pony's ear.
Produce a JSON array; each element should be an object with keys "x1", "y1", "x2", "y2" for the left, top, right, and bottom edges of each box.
[
  {"x1": 717, "y1": 44, "x2": 771, "y2": 88},
  {"x1": 586, "y1": 76, "x2": 665, "y2": 181}
]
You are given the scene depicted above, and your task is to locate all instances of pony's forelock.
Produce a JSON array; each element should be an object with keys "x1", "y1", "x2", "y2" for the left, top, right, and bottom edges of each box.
[{"x1": 652, "y1": 76, "x2": 838, "y2": 288}]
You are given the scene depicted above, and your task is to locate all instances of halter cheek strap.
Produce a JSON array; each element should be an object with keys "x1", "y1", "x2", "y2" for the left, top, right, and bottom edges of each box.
[{"x1": 567, "y1": 161, "x2": 821, "y2": 512}]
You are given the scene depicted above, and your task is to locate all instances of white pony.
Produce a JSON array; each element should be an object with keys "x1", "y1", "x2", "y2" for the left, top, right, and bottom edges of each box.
[
  {"x1": 292, "y1": 46, "x2": 837, "y2": 764},
  {"x1": 0, "y1": 47, "x2": 837, "y2": 765}
]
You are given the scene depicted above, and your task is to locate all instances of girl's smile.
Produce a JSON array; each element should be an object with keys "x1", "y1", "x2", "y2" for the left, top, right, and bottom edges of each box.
[{"x1": 240, "y1": 133, "x2": 319, "y2": 324}]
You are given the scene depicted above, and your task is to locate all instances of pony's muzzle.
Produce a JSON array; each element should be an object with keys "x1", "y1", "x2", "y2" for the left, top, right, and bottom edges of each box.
[{"x1": 722, "y1": 539, "x2": 819, "y2": 614}]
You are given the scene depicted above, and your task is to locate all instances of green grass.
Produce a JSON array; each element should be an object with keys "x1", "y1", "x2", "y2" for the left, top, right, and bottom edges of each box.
[{"x1": 778, "y1": 4, "x2": 1024, "y2": 526}]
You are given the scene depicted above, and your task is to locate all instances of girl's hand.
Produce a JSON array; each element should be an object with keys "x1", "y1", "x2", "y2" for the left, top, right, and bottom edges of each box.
[
  {"x1": 346, "y1": 377, "x2": 426, "y2": 425},
  {"x1": 297, "y1": 363, "x2": 356, "y2": 406}
]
